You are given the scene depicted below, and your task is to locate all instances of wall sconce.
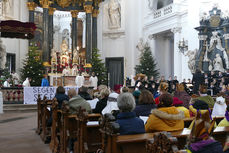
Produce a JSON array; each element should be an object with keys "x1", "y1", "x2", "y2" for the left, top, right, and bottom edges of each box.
[{"x1": 178, "y1": 38, "x2": 188, "y2": 54}]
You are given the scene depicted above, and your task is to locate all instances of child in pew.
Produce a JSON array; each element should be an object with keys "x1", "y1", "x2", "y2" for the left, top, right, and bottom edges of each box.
[
  {"x1": 116, "y1": 93, "x2": 145, "y2": 135},
  {"x1": 186, "y1": 111, "x2": 224, "y2": 153},
  {"x1": 145, "y1": 93, "x2": 185, "y2": 132},
  {"x1": 218, "y1": 105, "x2": 229, "y2": 127}
]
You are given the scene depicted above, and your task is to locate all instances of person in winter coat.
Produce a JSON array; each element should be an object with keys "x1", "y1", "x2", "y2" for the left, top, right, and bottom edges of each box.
[
  {"x1": 145, "y1": 93, "x2": 184, "y2": 132},
  {"x1": 93, "y1": 88, "x2": 110, "y2": 114},
  {"x1": 116, "y1": 92, "x2": 145, "y2": 135}
]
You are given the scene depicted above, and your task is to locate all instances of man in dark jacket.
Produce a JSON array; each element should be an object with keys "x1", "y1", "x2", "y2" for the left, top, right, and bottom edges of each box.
[{"x1": 192, "y1": 69, "x2": 204, "y2": 94}]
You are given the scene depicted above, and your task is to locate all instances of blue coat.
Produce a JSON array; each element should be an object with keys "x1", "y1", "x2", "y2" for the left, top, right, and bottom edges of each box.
[
  {"x1": 116, "y1": 112, "x2": 145, "y2": 135},
  {"x1": 55, "y1": 94, "x2": 69, "y2": 109},
  {"x1": 41, "y1": 78, "x2": 49, "y2": 87},
  {"x1": 134, "y1": 104, "x2": 156, "y2": 117}
]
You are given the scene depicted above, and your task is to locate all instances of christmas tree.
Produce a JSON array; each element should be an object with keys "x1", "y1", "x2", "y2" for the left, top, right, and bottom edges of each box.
[
  {"x1": 135, "y1": 44, "x2": 160, "y2": 79},
  {"x1": 21, "y1": 44, "x2": 45, "y2": 86},
  {"x1": 91, "y1": 48, "x2": 108, "y2": 85}
]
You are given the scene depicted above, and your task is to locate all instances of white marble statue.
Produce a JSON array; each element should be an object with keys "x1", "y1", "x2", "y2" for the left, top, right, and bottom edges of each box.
[
  {"x1": 3, "y1": 0, "x2": 13, "y2": 17},
  {"x1": 73, "y1": 49, "x2": 79, "y2": 64},
  {"x1": 0, "y1": 39, "x2": 6, "y2": 70},
  {"x1": 209, "y1": 31, "x2": 229, "y2": 69},
  {"x1": 51, "y1": 48, "x2": 57, "y2": 64},
  {"x1": 213, "y1": 54, "x2": 225, "y2": 72},
  {"x1": 136, "y1": 38, "x2": 145, "y2": 52},
  {"x1": 185, "y1": 49, "x2": 197, "y2": 74},
  {"x1": 62, "y1": 29, "x2": 70, "y2": 47},
  {"x1": 148, "y1": 0, "x2": 154, "y2": 10},
  {"x1": 108, "y1": 0, "x2": 121, "y2": 29}
]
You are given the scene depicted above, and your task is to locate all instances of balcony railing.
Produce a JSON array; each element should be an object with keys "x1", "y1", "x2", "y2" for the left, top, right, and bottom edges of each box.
[{"x1": 154, "y1": 4, "x2": 174, "y2": 19}]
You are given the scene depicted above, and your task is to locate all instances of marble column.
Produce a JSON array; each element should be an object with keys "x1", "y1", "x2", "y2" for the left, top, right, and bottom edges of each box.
[
  {"x1": 92, "y1": 9, "x2": 99, "y2": 49},
  {"x1": 27, "y1": 2, "x2": 37, "y2": 46},
  {"x1": 71, "y1": 10, "x2": 79, "y2": 62},
  {"x1": 39, "y1": 0, "x2": 52, "y2": 66},
  {"x1": 84, "y1": 2, "x2": 93, "y2": 63},
  {"x1": 48, "y1": 7, "x2": 55, "y2": 54}
]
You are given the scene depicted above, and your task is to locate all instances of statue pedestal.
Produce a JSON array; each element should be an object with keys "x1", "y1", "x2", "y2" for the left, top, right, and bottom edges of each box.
[{"x1": 202, "y1": 61, "x2": 209, "y2": 72}]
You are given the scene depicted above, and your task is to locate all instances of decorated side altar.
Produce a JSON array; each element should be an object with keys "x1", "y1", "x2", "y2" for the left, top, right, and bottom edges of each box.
[{"x1": 194, "y1": 6, "x2": 229, "y2": 73}]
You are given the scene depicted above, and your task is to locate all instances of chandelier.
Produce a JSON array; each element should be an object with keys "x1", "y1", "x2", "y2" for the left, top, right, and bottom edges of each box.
[{"x1": 178, "y1": 38, "x2": 188, "y2": 54}]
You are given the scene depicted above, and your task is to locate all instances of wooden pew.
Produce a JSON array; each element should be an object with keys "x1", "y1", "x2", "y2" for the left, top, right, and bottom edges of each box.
[
  {"x1": 49, "y1": 98, "x2": 59, "y2": 153},
  {"x1": 99, "y1": 114, "x2": 229, "y2": 153},
  {"x1": 146, "y1": 132, "x2": 187, "y2": 153},
  {"x1": 59, "y1": 104, "x2": 102, "y2": 153},
  {"x1": 40, "y1": 97, "x2": 53, "y2": 143},
  {"x1": 36, "y1": 95, "x2": 42, "y2": 134}
]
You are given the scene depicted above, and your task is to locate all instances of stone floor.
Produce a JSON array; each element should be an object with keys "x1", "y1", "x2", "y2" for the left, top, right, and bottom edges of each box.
[{"x1": 0, "y1": 112, "x2": 51, "y2": 153}]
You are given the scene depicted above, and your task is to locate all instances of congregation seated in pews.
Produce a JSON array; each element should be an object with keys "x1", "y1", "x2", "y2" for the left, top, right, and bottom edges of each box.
[{"x1": 36, "y1": 82, "x2": 229, "y2": 153}]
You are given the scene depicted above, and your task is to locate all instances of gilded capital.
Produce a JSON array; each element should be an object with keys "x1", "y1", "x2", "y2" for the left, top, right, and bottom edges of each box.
[
  {"x1": 27, "y1": 2, "x2": 37, "y2": 11},
  {"x1": 84, "y1": 5, "x2": 93, "y2": 14},
  {"x1": 92, "y1": 9, "x2": 99, "y2": 17},
  {"x1": 84, "y1": 0, "x2": 93, "y2": 2},
  {"x1": 39, "y1": 0, "x2": 53, "y2": 8},
  {"x1": 49, "y1": 7, "x2": 56, "y2": 15},
  {"x1": 71, "y1": 10, "x2": 79, "y2": 18}
]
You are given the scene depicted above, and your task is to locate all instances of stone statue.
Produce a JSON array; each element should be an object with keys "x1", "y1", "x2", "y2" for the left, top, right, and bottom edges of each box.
[
  {"x1": 185, "y1": 49, "x2": 197, "y2": 74},
  {"x1": 0, "y1": 39, "x2": 6, "y2": 70},
  {"x1": 148, "y1": 0, "x2": 154, "y2": 10},
  {"x1": 3, "y1": 0, "x2": 13, "y2": 17},
  {"x1": 62, "y1": 29, "x2": 69, "y2": 47},
  {"x1": 213, "y1": 54, "x2": 225, "y2": 72},
  {"x1": 136, "y1": 38, "x2": 145, "y2": 52},
  {"x1": 72, "y1": 49, "x2": 79, "y2": 64},
  {"x1": 108, "y1": 0, "x2": 121, "y2": 29},
  {"x1": 209, "y1": 31, "x2": 229, "y2": 69},
  {"x1": 51, "y1": 48, "x2": 57, "y2": 64}
]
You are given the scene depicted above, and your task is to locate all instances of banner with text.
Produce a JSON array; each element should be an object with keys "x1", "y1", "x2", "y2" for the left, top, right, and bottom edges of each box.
[{"x1": 24, "y1": 86, "x2": 78, "y2": 104}]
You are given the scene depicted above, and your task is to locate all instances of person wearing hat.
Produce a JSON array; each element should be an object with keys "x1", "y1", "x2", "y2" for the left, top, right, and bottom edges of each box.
[
  {"x1": 187, "y1": 111, "x2": 224, "y2": 153},
  {"x1": 145, "y1": 93, "x2": 184, "y2": 132},
  {"x1": 212, "y1": 95, "x2": 227, "y2": 117},
  {"x1": 132, "y1": 90, "x2": 141, "y2": 105},
  {"x1": 173, "y1": 97, "x2": 190, "y2": 118},
  {"x1": 102, "y1": 92, "x2": 119, "y2": 115}
]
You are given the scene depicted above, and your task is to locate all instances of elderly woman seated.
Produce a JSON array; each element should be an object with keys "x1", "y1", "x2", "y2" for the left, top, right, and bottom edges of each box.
[
  {"x1": 116, "y1": 93, "x2": 145, "y2": 135},
  {"x1": 145, "y1": 93, "x2": 185, "y2": 132}
]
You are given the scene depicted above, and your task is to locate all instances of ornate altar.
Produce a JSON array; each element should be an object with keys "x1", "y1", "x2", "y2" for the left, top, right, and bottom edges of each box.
[
  {"x1": 195, "y1": 6, "x2": 229, "y2": 73},
  {"x1": 49, "y1": 40, "x2": 88, "y2": 86}
]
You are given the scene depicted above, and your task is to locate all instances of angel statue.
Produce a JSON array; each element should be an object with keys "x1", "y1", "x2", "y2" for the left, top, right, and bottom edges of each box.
[
  {"x1": 72, "y1": 49, "x2": 79, "y2": 64},
  {"x1": 185, "y1": 49, "x2": 197, "y2": 74},
  {"x1": 51, "y1": 48, "x2": 57, "y2": 64},
  {"x1": 0, "y1": 39, "x2": 6, "y2": 70}
]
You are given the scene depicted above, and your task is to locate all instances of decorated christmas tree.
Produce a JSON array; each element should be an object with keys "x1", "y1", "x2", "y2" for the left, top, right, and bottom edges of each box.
[
  {"x1": 91, "y1": 48, "x2": 108, "y2": 85},
  {"x1": 135, "y1": 44, "x2": 160, "y2": 79},
  {"x1": 21, "y1": 45, "x2": 45, "y2": 86}
]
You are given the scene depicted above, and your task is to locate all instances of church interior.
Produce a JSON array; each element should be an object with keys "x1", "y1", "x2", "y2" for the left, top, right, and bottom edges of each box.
[{"x1": 1, "y1": 0, "x2": 229, "y2": 153}]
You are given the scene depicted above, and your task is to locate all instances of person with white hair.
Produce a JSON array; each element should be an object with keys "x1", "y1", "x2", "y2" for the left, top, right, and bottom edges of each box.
[
  {"x1": 102, "y1": 92, "x2": 119, "y2": 115},
  {"x1": 212, "y1": 96, "x2": 227, "y2": 117},
  {"x1": 116, "y1": 93, "x2": 145, "y2": 135},
  {"x1": 22, "y1": 77, "x2": 31, "y2": 87},
  {"x1": 3, "y1": 78, "x2": 11, "y2": 87}
]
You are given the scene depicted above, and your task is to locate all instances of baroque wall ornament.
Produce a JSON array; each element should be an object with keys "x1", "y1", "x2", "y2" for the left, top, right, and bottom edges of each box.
[
  {"x1": 195, "y1": 6, "x2": 229, "y2": 73},
  {"x1": 56, "y1": 0, "x2": 72, "y2": 8}
]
